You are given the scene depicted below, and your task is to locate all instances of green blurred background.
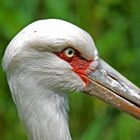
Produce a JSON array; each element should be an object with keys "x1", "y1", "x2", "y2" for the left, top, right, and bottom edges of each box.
[{"x1": 0, "y1": 0, "x2": 140, "y2": 140}]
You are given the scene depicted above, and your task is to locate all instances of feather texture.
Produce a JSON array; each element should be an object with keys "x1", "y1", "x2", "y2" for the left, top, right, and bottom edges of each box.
[{"x1": 3, "y1": 19, "x2": 98, "y2": 140}]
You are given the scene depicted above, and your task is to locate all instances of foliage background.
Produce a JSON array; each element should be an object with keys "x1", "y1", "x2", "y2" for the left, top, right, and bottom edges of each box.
[{"x1": 0, "y1": 0, "x2": 140, "y2": 140}]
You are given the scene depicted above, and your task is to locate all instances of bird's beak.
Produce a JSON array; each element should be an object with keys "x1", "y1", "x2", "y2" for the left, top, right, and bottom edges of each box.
[{"x1": 84, "y1": 58, "x2": 140, "y2": 120}]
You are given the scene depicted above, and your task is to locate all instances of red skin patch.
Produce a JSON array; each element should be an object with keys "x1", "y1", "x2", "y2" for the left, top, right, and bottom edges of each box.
[{"x1": 55, "y1": 49, "x2": 93, "y2": 86}]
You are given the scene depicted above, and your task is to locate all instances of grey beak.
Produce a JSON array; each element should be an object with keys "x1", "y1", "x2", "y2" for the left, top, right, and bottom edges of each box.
[{"x1": 84, "y1": 58, "x2": 140, "y2": 120}]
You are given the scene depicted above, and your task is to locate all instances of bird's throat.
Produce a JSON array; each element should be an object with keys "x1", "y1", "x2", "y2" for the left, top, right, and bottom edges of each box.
[
  {"x1": 7, "y1": 63, "x2": 73, "y2": 140},
  {"x1": 14, "y1": 83, "x2": 72, "y2": 140}
]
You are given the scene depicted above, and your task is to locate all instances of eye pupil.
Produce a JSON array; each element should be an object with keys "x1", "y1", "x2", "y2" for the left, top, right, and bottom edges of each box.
[{"x1": 68, "y1": 50, "x2": 73, "y2": 55}]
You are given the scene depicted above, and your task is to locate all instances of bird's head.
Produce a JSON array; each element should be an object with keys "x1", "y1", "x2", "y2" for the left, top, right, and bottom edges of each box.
[{"x1": 3, "y1": 19, "x2": 140, "y2": 120}]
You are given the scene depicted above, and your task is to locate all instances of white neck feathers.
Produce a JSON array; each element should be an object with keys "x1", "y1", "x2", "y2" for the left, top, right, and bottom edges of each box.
[{"x1": 8, "y1": 73, "x2": 71, "y2": 140}]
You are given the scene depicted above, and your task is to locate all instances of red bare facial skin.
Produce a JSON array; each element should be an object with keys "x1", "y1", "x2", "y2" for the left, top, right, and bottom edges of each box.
[{"x1": 55, "y1": 48, "x2": 93, "y2": 86}]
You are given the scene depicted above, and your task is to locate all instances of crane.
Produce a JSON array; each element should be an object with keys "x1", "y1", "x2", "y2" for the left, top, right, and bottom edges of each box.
[{"x1": 3, "y1": 19, "x2": 140, "y2": 140}]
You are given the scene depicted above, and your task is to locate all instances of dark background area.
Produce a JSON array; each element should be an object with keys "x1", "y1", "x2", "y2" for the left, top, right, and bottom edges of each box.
[{"x1": 0, "y1": 0, "x2": 140, "y2": 140}]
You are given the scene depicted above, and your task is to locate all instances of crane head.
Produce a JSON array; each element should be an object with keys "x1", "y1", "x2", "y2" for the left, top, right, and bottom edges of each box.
[{"x1": 3, "y1": 19, "x2": 140, "y2": 120}]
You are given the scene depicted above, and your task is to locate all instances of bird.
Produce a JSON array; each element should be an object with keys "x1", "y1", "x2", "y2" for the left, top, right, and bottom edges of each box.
[{"x1": 3, "y1": 19, "x2": 140, "y2": 140}]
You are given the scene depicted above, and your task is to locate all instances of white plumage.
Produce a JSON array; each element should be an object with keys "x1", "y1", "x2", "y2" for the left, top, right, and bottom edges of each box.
[
  {"x1": 3, "y1": 19, "x2": 140, "y2": 140},
  {"x1": 3, "y1": 19, "x2": 98, "y2": 140}
]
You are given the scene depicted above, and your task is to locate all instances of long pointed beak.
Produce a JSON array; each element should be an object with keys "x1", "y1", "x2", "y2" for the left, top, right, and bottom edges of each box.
[{"x1": 84, "y1": 58, "x2": 140, "y2": 120}]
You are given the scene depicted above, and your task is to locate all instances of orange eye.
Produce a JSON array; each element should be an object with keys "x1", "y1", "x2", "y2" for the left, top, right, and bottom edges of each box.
[{"x1": 64, "y1": 48, "x2": 75, "y2": 58}]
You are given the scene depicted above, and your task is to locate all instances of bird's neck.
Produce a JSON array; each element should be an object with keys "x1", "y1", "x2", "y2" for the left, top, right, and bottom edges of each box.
[
  {"x1": 26, "y1": 92, "x2": 71, "y2": 140},
  {"x1": 10, "y1": 76, "x2": 72, "y2": 140}
]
